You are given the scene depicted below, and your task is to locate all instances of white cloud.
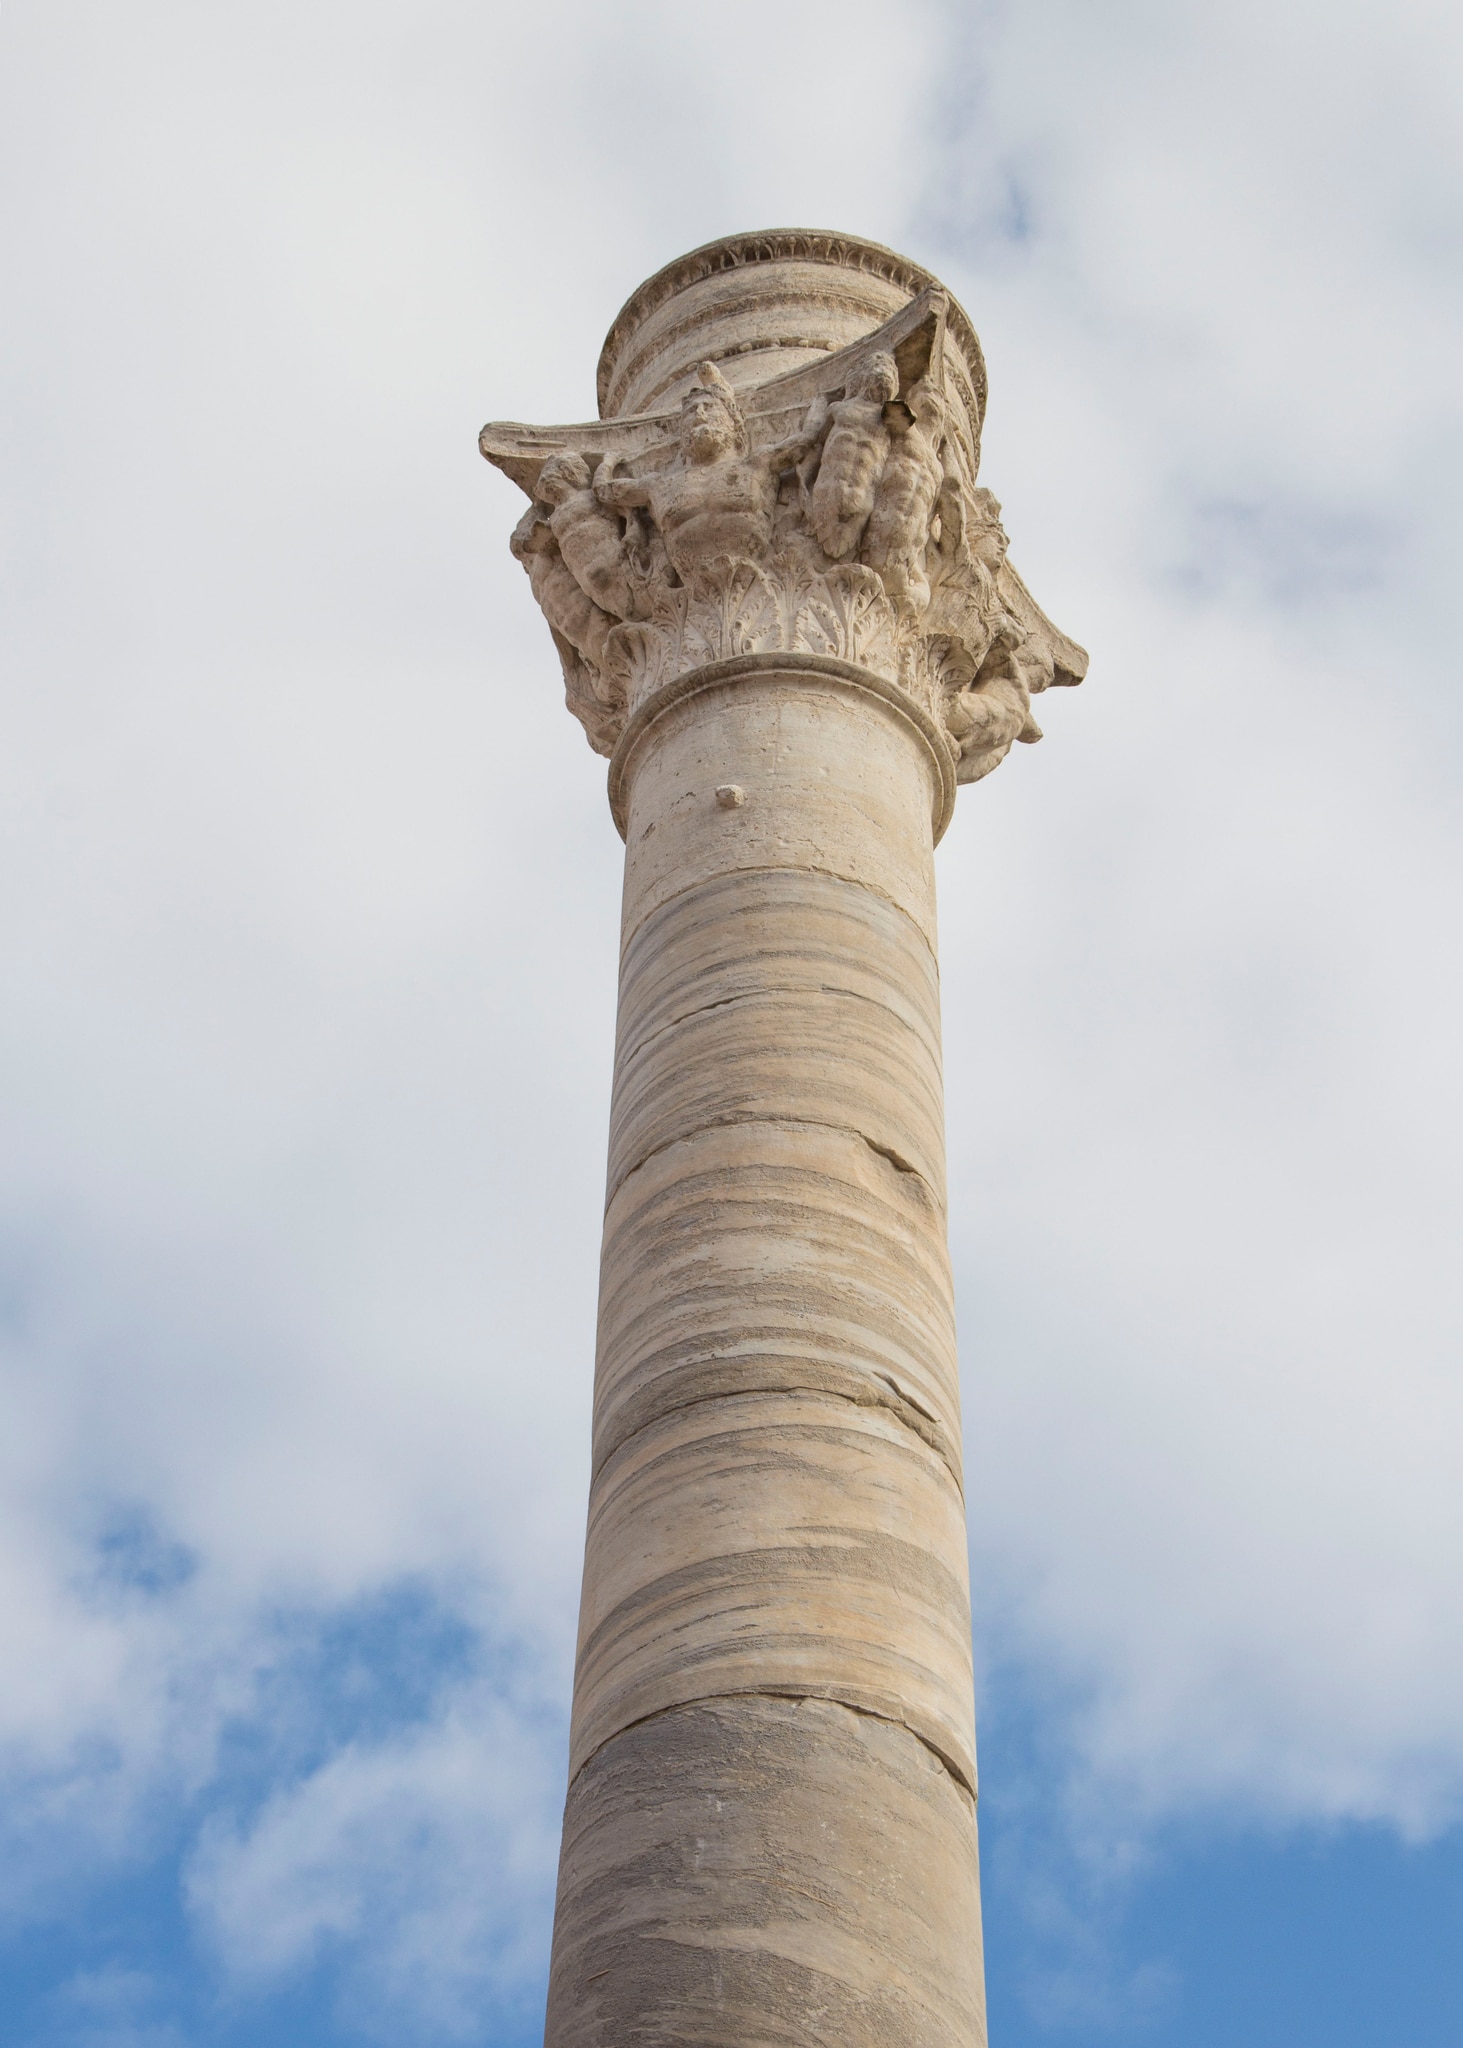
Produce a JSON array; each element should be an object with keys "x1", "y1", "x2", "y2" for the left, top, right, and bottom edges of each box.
[
  {"x1": 923, "y1": 0, "x2": 1463, "y2": 1835},
  {"x1": 187, "y1": 1682, "x2": 561, "y2": 2039}
]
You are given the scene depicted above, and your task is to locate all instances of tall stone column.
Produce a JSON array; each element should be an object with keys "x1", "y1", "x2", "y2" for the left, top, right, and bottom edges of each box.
[{"x1": 481, "y1": 232, "x2": 1086, "y2": 2048}]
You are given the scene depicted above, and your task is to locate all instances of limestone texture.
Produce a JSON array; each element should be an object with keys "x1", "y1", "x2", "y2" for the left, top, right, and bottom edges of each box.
[{"x1": 480, "y1": 231, "x2": 1087, "y2": 2047}]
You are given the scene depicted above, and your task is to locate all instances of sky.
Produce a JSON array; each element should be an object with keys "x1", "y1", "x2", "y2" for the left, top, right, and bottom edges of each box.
[{"x1": 1, "y1": 2, "x2": 1460, "y2": 2043}]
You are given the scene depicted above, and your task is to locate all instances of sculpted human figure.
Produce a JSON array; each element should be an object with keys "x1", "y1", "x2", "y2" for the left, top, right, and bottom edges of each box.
[
  {"x1": 963, "y1": 486, "x2": 1010, "y2": 587},
  {"x1": 536, "y1": 451, "x2": 647, "y2": 619},
  {"x1": 509, "y1": 502, "x2": 615, "y2": 672},
  {"x1": 944, "y1": 611, "x2": 1052, "y2": 783},
  {"x1": 597, "y1": 360, "x2": 827, "y2": 581},
  {"x1": 805, "y1": 351, "x2": 899, "y2": 560},
  {"x1": 954, "y1": 485, "x2": 1013, "y2": 630},
  {"x1": 862, "y1": 378, "x2": 947, "y2": 613}
]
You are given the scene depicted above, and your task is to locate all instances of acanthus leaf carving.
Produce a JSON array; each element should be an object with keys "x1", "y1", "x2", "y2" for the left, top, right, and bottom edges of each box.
[{"x1": 681, "y1": 556, "x2": 783, "y2": 671}]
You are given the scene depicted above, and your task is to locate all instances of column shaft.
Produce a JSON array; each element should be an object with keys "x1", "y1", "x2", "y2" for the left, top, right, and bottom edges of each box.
[{"x1": 544, "y1": 656, "x2": 986, "y2": 2048}]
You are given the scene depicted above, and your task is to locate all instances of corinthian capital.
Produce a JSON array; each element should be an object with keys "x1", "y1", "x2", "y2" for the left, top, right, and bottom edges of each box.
[{"x1": 481, "y1": 232, "x2": 1087, "y2": 805}]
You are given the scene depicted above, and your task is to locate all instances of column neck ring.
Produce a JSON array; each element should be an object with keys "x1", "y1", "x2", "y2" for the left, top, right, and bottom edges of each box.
[{"x1": 607, "y1": 652, "x2": 958, "y2": 847}]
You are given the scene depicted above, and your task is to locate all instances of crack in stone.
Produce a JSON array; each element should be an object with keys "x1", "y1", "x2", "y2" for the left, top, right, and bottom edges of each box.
[
  {"x1": 617, "y1": 989, "x2": 767, "y2": 1061},
  {"x1": 618, "y1": 978, "x2": 912, "y2": 1068},
  {"x1": 609, "y1": 1112, "x2": 941, "y2": 1209},
  {"x1": 620, "y1": 862, "x2": 939, "y2": 970},
  {"x1": 567, "y1": 1689, "x2": 977, "y2": 1803},
  {"x1": 874, "y1": 1371, "x2": 941, "y2": 1431},
  {"x1": 861, "y1": 1134, "x2": 922, "y2": 1178},
  {"x1": 593, "y1": 1373, "x2": 965, "y2": 1496}
]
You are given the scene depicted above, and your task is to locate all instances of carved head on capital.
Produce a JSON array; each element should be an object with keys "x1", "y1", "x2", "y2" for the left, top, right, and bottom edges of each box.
[
  {"x1": 854, "y1": 353, "x2": 900, "y2": 406},
  {"x1": 536, "y1": 450, "x2": 596, "y2": 505},
  {"x1": 679, "y1": 361, "x2": 749, "y2": 463},
  {"x1": 966, "y1": 486, "x2": 1008, "y2": 572}
]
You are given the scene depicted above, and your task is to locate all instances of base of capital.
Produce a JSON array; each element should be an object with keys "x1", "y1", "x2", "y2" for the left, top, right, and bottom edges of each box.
[{"x1": 607, "y1": 651, "x2": 958, "y2": 847}]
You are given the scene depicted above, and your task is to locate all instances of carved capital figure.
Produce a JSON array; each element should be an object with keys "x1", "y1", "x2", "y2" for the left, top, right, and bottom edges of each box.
[{"x1": 483, "y1": 247, "x2": 1085, "y2": 794}]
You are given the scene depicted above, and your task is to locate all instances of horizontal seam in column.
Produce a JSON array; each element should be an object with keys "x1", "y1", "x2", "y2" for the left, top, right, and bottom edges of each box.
[
  {"x1": 617, "y1": 979, "x2": 930, "y2": 1066},
  {"x1": 567, "y1": 1690, "x2": 977, "y2": 1802},
  {"x1": 620, "y1": 863, "x2": 940, "y2": 972},
  {"x1": 592, "y1": 1377, "x2": 966, "y2": 1497},
  {"x1": 607, "y1": 1112, "x2": 943, "y2": 1210}
]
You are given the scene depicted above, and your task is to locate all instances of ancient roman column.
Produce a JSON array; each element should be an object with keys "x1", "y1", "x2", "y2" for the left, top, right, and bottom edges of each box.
[{"x1": 481, "y1": 231, "x2": 1086, "y2": 2048}]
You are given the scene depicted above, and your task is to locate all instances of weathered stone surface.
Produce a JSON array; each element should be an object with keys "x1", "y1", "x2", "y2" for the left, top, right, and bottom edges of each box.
[
  {"x1": 545, "y1": 1695, "x2": 986, "y2": 2048},
  {"x1": 480, "y1": 231, "x2": 1086, "y2": 2046},
  {"x1": 573, "y1": 1389, "x2": 976, "y2": 1791},
  {"x1": 595, "y1": 1117, "x2": 963, "y2": 1489},
  {"x1": 607, "y1": 866, "x2": 947, "y2": 1203}
]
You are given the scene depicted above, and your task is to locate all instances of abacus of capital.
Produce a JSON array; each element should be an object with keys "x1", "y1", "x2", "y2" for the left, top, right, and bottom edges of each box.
[{"x1": 480, "y1": 231, "x2": 1086, "y2": 2048}]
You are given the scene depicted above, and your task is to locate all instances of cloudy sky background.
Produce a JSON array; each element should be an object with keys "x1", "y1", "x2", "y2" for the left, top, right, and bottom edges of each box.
[{"x1": 2, "y1": 2, "x2": 1461, "y2": 2043}]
